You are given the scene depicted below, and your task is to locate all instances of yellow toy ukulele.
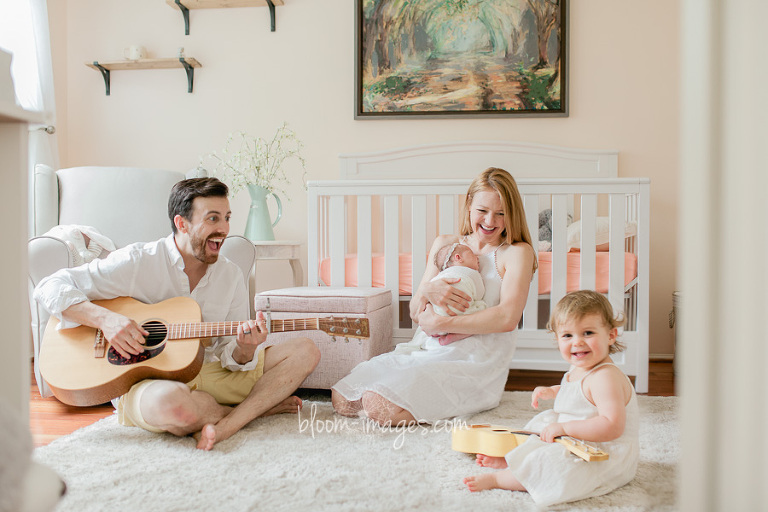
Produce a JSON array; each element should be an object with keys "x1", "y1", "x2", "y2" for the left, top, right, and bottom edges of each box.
[{"x1": 452, "y1": 424, "x2": 609, "y2": 462}]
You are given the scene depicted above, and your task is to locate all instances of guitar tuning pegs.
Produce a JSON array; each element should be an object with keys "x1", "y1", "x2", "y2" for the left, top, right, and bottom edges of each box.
[
  {"x1": 356, "y1": 329, "x2": 362, "y2": 335},
  {"x1": 331, "y1": 335, "x2": 337, "y2": 342},
  {"x1": 355, "y1": 318, "x2": 361, "y2": 324}
]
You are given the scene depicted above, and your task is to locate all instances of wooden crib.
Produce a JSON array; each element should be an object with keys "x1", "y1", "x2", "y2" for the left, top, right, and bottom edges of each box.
[{"x1": 307, "y1": 142, "x2": 650, "y2": 392}]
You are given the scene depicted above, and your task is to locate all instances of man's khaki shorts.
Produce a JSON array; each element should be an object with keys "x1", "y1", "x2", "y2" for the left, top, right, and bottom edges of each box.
[{"x1": 117, "y1": 349, "x2": 266, "y2": 433}]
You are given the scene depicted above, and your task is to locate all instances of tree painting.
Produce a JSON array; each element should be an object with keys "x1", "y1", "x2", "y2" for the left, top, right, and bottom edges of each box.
[{"x1": 356, "y1": 0, "x2": 566, "y2": 117}]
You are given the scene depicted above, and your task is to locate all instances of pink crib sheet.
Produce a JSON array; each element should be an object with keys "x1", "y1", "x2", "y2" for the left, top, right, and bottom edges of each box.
[{"x1": 319, "y1": 251, "x2": 638, "y2": 296}]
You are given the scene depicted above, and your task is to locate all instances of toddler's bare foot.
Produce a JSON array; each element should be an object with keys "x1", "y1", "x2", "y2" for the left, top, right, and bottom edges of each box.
[
  {"x1": 195, "y1": 424, "x2": 216, "y2": 451},
  {"x1": 262, "y1": 396, "x2": 302, "y2": 416},
  {"x1": 476, "y1": 454, "x2": 508, "y2": 468},
  {"x1": 463, "y1": 474, "x2": 499, "y2": 492}
]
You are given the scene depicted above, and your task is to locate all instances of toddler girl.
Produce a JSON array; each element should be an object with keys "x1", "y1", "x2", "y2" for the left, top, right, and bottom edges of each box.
[{"x1": 463, "y1": 290, "x2": 639, "y2": 507}]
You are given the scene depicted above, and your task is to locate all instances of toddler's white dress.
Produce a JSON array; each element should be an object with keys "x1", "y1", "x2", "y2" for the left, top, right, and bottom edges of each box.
[
  {"x1": 506, "y1": 362, "x2": 639, "y2": 507},
  {"x1": 332, "y1": 248, "x2": 516, "y2": 423}
]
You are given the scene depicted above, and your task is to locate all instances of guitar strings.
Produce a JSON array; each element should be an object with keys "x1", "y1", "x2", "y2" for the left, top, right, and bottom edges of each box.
[{"x1": 141, "y1": 318, "x2": 363, "y2": 338}]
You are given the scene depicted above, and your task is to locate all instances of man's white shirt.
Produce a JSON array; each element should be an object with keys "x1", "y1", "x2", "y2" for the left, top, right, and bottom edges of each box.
[{"x1": 34, "y1": 234, "x2": 257, "y2": 371}]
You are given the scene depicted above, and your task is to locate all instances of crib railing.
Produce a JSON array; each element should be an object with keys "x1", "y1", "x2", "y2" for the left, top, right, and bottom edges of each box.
[{"x1": 307, "y1": 177, "x2": 650, "y2": 391}]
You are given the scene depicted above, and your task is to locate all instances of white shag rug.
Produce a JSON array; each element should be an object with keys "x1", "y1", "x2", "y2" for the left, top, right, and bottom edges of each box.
[{"x1": 34, "y1": 392, "x2": 678, "y2": 512}]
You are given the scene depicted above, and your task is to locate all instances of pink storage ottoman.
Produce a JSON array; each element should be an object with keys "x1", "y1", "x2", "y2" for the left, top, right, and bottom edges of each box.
[{"x1": 254, "y1": 286, "x2": 393, "y2": 389}]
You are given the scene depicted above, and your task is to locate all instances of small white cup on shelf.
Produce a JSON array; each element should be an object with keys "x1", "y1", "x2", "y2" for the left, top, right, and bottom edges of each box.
[{"x1": 123, "y1": 45, "x2": 147, "y2": 60}]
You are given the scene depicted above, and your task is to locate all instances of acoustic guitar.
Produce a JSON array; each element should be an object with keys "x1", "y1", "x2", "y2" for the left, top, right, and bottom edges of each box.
[
  {"x1": 452, "y1": 424, "x2": 609, "y2": 462},
  {"x1": 39, "y1": 296, "x2": 370, "y2": 407}
]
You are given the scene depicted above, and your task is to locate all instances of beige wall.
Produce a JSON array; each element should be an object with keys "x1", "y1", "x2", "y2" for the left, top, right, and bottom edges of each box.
[{"x1": 49, "y1": 0, "x2": 679, "y2": 356}]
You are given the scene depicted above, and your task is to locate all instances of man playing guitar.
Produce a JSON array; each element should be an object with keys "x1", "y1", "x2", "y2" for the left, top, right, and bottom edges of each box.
[{"x1": 34, "y1": 177, "x2": 320, "y2": 450}]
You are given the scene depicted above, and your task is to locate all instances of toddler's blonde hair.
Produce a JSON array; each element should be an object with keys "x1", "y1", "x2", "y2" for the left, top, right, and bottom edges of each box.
[{"x1": 547, "y1": 290, "x2": 626, "y2": 354}]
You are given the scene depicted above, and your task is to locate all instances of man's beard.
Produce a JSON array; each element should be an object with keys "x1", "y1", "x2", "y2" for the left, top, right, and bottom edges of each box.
[{"x1": 191, "y1": 232, "x2": 224, "y2": 264}]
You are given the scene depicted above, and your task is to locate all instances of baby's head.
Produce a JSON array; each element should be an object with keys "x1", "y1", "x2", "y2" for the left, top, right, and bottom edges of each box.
[
  {"x1": 548, "y1": 290, "x2": 626, "y2": 354},
  {"x1": 435, "y1": 242, "x2": 480, "y2": 272}
]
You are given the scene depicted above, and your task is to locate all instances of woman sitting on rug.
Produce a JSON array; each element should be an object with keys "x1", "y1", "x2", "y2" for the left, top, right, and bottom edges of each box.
[{"x1": 332, "y1": 167, "x2": 537, "y2": 425}]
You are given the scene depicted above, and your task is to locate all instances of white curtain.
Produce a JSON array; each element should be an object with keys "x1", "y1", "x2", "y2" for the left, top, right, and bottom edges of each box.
[
  {"x1": 679, "y1": 0, "x2": 768, "y2": 510},
  {"x1": 0, "y1": 0, "x2": 60, "y2": 234}
]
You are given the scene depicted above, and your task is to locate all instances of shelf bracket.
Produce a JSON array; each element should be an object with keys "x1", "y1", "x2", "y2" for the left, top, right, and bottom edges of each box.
[
  {"x1": 175, "y1": 0, "x2": 191, "y2": 35},
  {"x1": 93, "y1": 61, "x2": 111, "y2": 96},
  {"x1": 266, "y1": 0, "x2": 276, "y2": 32},
  {"x1": 180, "y1": 58, "x2": 194, "y2": 93}
]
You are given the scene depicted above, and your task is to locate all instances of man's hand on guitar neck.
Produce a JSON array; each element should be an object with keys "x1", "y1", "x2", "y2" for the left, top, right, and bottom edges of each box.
[
  {"x1": 62, "y1": 301, "x2": 149, "y2": 359},
  {"x1": 232, "y1": 310, "x2": 268, "y2": 365}
]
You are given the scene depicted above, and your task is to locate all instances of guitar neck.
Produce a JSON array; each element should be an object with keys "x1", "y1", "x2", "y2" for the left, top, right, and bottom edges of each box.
[{"x1": 167, "y1": 318, "x2": 320, "y2": 339}]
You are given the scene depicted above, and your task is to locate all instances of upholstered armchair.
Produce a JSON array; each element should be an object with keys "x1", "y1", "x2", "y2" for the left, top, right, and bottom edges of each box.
[{"x1": 28, "y1": 165, "x2": 256, "y2": 397}]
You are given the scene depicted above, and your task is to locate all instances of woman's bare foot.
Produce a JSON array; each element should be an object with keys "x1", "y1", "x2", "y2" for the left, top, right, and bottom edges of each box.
[
  {"x1": 331, "y1": 390, "x2": 363, "y2": 417},
  {"x1": 476, "y1": 454, "x2": 508, "y2": 468},
  {"x1": 262, "y1": 396, "x2": 302, "y2": 417},
  {"x1": 463, "y1": 474, "x2": 499, "y2": 492},
  {"x1": 195, "y1": 424, "x2": 216, "y2": 451}
]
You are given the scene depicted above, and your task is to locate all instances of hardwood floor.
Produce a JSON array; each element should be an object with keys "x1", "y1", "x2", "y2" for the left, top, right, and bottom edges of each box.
[
  {"x1": 29, "y1": 368, "x2": 113, "y2": 448},
  {"x1": 30, "y1": 361, "x2": 676, "y2": 448},
  {"x1": 505, "y1": 361, "x2": 676, "y2": 396}
]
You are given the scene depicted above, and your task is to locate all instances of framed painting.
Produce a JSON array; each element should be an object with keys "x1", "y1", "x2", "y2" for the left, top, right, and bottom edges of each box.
[{"x1": 355, "y1": 0, "x2": 568, "y2": 118}]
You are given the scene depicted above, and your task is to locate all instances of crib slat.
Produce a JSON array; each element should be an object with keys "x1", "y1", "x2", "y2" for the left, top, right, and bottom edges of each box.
[
  {"x1": 635, "y1": 181, "x2": 651, "y2": 393},
  {"x1": 523, "y1": 194, "x2": 539, "y2": 331},
  {"x1": 551, "y1": 194, "x2": 569, "y2": 311},
  {"x1": 411, "y1": 195, "x2": 428, "y2": 299},
  {"x1": 580, "y1": 194, "x2": 598, "y2": 290},
  {"x1": 329, "y1": 195, "x2": 346, "y2": 287},
  {"x1": 357, "y1": 195, "x2": 373, "y2": 287},
  {"x1": 384, "y1": 196, "x2": 400, "y2": 329},
  {"x1": 425, "y1": 195, "x2": 437, "y2": 250},
  {"x1": 438, "y1": 195, "x2": 455, "y2": 235},
  {"x1": 608, "y1": 194, "x2": 625, "y2": 320},
  {"x1": 307, "y1": 190, "x2": 319, "y2": 286},
  {"x1": 321, "y1": 196, "x2": 328, "y2": 267}
]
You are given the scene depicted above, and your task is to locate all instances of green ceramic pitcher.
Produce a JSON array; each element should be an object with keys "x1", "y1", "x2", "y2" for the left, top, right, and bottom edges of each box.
[{"x1": 244, "y1": 184, "x2": 282, "y2": 241}]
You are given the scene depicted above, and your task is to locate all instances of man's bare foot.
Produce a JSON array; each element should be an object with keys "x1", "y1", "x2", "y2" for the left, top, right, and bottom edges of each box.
[
  {"x1": 463, "y1": 474, "x2": 499, "y2": 492},
  {"x1": 476, "y1": 454, "x2": 508, "y2": 468},
  {"x1": 195, "y1": 424, "x2": 216, "y2": 451},
  {"x1": 262, "y1": 396, "x2": 302, "y2": 417}
]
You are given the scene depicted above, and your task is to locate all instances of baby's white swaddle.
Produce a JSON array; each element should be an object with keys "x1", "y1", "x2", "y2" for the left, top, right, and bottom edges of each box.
[{"x1": 394, "y1": 265, "x2": 486, "y2": 354}]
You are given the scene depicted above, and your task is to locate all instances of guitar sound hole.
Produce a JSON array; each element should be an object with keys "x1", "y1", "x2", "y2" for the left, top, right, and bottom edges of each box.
[
  {"x1": 107, "y1": 320, "x2": 168, "y2": 366},
  {"x1": 142, "y1": 321, "x2": 168, "y2": 348}
]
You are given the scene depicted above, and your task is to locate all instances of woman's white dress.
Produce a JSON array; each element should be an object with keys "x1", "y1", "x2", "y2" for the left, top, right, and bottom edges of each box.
[
  {"x1": 332, "y1": 248, "x2": 516, "y2": 423},
  {"x1": 506, "y1": 362, "x2": 639, "y2": 507}
]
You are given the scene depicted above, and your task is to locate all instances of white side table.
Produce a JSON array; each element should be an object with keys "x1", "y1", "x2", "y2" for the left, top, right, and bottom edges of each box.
[{"x1": 251, "y1": 240, "x2": 304, "y2": 289}]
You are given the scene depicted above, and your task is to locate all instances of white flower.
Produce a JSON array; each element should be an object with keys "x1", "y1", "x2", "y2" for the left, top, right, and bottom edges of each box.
[{"x1": 201, "y1": 122, "x2": 307, "y2": 197}]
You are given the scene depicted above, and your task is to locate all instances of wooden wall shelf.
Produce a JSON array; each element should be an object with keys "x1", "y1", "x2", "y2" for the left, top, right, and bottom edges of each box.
[
  {"x1": 86, "y1": 58, "x2": 202, "y2": 96},
  {"x1": 166, "y1": 0, "x2": 284, "y2": 35}
]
